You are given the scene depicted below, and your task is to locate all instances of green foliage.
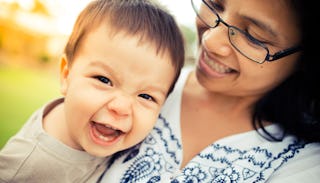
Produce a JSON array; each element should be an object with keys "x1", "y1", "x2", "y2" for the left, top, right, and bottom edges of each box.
[
  {"x1": 39, "y1": 53, "x2": 51, "y2": 63},
  {"x1": 0, "y1": 66, "x2": 60, "y2": 149},
  {"x1": 179, "y1": 24, "x2": 197, "y2": 65},
  {"x1": 180, "y1": 24, "x2": 196, "y2": 46}
]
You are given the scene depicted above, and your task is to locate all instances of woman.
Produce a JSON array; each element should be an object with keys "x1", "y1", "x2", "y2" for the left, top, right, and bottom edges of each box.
[{"x1": 100, "y1": 0, "x2": 320, "y2": 182}]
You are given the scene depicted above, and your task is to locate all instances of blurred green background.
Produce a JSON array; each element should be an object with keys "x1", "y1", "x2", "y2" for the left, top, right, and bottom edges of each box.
[
  {"x1": 0, "y1": 0, "x2": 196, "y2": 149},
  {"x1": 0, "y1": 0, "x2": 62, "y2": 149},
  {"x1": 0, "y1": 66, "x2": 60, "y2": 148}
]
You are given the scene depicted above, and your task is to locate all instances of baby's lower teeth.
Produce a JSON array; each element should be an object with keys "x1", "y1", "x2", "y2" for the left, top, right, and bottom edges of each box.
[{"x1": 99, "y1": 134, "x2": 109, "y2": 141}]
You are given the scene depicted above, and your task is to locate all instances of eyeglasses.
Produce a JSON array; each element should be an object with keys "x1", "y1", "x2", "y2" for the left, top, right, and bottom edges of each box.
[{"x1": 191, "y1": 0, "x2": 301, "y2": 64}]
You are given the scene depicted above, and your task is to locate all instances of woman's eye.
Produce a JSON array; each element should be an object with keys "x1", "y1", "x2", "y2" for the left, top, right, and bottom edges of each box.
[
  {"x1": 242, "y1": 31, "x2": 269, "y2": 48},
  {"x1": 138, "y1": 93, "x2": 155, "y2": 102},
  {"x1": 244, "y1": 28, "x2": 270, "y2": 45},
  {"x1": 94, "y1": 76, "x2": 112, "y2": 86},
  {"x1": 246, "y1": 33, "x2": 261, "y2": 44},
  {"x1": 207, "y1": 0, "x2": 224, "y2": 12}
]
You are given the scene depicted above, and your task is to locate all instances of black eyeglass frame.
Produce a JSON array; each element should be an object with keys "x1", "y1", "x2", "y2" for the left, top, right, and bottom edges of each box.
[{"x1": 192, "y1": 0, "x2": 301, "y2": 64}]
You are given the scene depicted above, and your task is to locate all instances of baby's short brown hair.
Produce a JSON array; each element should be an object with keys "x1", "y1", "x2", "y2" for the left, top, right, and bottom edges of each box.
[{"x1": 64, "y1": 0, "x2": 185, "y2": 94}]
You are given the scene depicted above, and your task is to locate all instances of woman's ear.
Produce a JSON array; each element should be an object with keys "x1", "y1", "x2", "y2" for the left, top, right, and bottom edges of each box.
[{"x1": 60, "y1": 55, "x2": 70, "y2": 96}]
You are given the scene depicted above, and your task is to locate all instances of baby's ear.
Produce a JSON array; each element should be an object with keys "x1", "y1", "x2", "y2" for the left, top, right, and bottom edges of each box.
[{"x1": 59, "y1": 55, "x2": 70, "y2": 96}]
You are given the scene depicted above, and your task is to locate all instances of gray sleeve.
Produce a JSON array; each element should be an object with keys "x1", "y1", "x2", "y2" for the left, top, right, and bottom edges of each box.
[{"x1": 0, "y1": 136, "x2": 37, "y2": 183}]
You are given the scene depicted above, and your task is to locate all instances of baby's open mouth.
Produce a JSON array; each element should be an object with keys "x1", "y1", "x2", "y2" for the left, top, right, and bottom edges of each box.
[{"x1": 91, "y1": 122, "x2": 124, "y2": 142}]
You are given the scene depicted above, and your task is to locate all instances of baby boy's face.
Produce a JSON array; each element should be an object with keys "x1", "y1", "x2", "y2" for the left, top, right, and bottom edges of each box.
[{"x1": 59, "y1": 23, "x2": 176, "y2": 156}]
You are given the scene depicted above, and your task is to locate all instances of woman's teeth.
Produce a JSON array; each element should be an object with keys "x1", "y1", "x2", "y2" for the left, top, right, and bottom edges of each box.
[{"x1": 204, "y1": 52, "x2": 233, "y2": 73}]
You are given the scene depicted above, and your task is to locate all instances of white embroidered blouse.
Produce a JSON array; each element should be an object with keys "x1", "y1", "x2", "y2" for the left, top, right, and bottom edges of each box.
[{"x1": 99, "y1": 66, "x2": 320, "y2": 183}]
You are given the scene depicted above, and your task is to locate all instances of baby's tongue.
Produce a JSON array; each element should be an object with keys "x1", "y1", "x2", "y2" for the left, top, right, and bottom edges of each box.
[{"x1": 95, "y1": 123, "x2": 119, "y2": 136}]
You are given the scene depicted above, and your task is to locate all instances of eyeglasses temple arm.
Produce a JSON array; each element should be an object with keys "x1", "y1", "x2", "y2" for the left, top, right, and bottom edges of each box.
[{"x1": 266, "y1": 45, "x2": 301, "y2": 61}]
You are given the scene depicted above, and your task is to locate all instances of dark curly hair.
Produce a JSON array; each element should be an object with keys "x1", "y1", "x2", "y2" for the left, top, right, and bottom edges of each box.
[{"x1": 253, "y1": 0, "x2": 320, "y2": 143}]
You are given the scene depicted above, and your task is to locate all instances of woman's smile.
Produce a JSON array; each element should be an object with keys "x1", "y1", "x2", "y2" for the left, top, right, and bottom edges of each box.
[
  {"x1": 204, "y1": 51, "x2": 233, "y2": 74},
  {"x1": 198, "y1": 49, "x2": 236, "y2": 78}
]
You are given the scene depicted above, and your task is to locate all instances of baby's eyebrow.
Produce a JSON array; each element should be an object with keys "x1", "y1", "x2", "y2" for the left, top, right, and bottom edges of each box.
[
  {"x1": 88, "y1": 60, "x2": 116, "y2": 73},
  {"x1": 143, "y1": 85, "x2": 168, "y2": 97},
  {"x1": 88, "y1": 60, "x2": 110, "y2": 70}
]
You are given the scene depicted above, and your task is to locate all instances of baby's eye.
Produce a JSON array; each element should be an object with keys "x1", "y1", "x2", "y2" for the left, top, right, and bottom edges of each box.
[
  {"x1": 94, "y1": 76, "x2": 112, "y2": 86},
  {"x1": 138, "y1": 93, "x2": 155, "y2": 102}
]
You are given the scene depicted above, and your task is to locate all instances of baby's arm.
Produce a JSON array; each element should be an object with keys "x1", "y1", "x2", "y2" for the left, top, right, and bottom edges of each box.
[{"x1": 0, "y1": 136, "x2": 36, "y2": 182}]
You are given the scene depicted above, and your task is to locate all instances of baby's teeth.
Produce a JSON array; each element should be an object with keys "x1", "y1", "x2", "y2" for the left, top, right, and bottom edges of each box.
[
  {"x1": 105, "y1": 124, "x2": 117, "y2": 130},
  {"x1": 99, "y1": 134, "x2": 111, "y2": 141}
]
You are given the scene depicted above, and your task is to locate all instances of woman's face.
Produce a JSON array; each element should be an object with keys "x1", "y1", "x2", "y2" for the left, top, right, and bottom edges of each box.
[{"x1": 194, "y1": 0, "x2": 301, "y2": 98}]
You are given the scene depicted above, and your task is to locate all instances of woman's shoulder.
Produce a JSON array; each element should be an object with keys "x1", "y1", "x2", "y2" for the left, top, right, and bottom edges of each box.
[
  {"x1": 267, "y1": 142, "x2": 320, "y2": 182},
  {"x1": 178, "y1": 65, "x2": 195, "y2": 86},
  {"x1": 165, "y1": 65, "x2": 195, "y2": 103}
]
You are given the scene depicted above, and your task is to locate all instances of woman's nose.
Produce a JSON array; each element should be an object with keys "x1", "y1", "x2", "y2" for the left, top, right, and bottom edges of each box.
[{"x1": 201, "y1": 26, "x2": 233, "y2": 57}]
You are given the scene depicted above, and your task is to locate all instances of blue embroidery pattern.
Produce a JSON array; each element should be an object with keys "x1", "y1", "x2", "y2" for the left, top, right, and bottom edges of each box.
[
  {"x1": 154, "y1": 114, "x2": 182, "y2": 164},
  {"x1": 105, "y1": 115, "x2": 306, "y2": 183},
  {"x1": 120, "y1": 148, "x2": 162, "y2": 183},
  {"x1": 182, "y1": 166, "x2": 207, "y2": 182},
  {"x1": 171, "y1": 141, "x2": 305, "y2": 182}
]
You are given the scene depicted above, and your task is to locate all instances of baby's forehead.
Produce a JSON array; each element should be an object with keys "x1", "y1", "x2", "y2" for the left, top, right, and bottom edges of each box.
[
  {"x1": 65, "y1": 0, "x2": 184, "y2": 76},
  {"x1": 83, "y1": 21, "x2": 162, "y2": 49}
]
